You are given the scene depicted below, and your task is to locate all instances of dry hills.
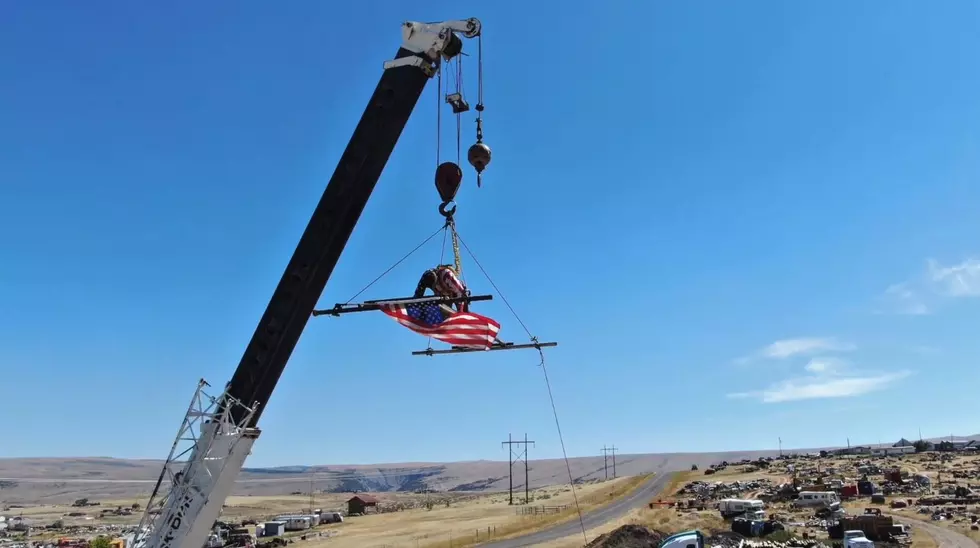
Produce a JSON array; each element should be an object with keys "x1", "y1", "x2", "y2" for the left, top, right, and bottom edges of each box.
[{"x1": 0, "y1": 451, "x2": 778, "y2": 504}]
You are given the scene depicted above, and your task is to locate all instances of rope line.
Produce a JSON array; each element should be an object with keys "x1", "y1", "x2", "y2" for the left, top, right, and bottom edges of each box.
[
  {"x1": 450, "y1": 228, "x2": 587, "y2": 543},
  {"x1": 452, "y1": 231, "x2": 533, "y2": 339},
  {"x1": 342, "y1": 225, "x2": 445, "y2": 305},
  {"x1": 538, "y1": 347, "x2": 588, "y2": 546}
]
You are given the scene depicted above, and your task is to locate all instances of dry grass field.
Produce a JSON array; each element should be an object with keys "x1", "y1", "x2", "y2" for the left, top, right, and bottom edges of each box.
[
  {"x1": 202, "y1": 476, "x2": 646, "y2": 548},
  {"x1": 0, "y1": 477, "x2": 649, "y2": 548}
]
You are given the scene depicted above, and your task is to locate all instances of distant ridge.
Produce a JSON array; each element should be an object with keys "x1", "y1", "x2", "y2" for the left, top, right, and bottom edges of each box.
[{"x1": 3, "y1": 434, "x2": 977, "y2": 504}]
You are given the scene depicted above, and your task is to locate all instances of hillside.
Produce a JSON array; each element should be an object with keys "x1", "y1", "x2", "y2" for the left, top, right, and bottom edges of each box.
[
  {"x1": 3, "y1": 434, "x2": 977, "y2": 504},
  {"x1": 0, "y1": 450, "x2": 775, "y2": 504}
]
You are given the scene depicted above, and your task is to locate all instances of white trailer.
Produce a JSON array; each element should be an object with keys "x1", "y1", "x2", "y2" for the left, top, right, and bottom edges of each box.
[
  {"x1": 793, "y1": 491, "x2": 840, "y2": 508},
  {"x1": 274, "y1": 516, "x2": 312, "y2": 531},
  {"x1": 717, "y1": 498, "x2": 765, "y2": 519}
]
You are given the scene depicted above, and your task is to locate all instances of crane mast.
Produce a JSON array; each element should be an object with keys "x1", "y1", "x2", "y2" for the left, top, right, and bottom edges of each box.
[{"x1": 133, "y1": 19, "x2": 482, "y2": 548}]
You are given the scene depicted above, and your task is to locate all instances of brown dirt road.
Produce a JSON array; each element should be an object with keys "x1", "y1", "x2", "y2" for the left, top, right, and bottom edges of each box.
[{"x1": 908, "y1": 518, "x2": 977, "y2": 548}]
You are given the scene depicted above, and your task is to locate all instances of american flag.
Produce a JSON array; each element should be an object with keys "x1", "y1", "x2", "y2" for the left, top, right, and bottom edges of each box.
[{"x1": 381, "y1": 302, "x2": 501, "y2": 349}]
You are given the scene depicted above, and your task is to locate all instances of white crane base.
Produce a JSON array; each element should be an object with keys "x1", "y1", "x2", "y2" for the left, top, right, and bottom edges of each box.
[{"x1": 133, "y1": 379, "x2": 260, "y2": 548}]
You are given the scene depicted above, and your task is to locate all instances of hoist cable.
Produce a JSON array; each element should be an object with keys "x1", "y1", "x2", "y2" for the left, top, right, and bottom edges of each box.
[
  {"x1": 436, "y1": 67, "x2": 442, "y2": 167},
  {"x1": 477, "y1": 35, "x2": 484, "y2": 110},
  {"x1": 456, "y1": 58, "x2": 463, "y2": 165}
]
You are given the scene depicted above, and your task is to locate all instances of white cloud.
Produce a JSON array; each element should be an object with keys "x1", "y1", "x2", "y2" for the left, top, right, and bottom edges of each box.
[
  {"x1": 927, "y1": 258, "x2": 980, "y2": 297},
  {"x1": 803, "y1": 357, "x2": 846, "y2": 374},
  {"x1": 735, "y1": 337, "x2": 854, "y2": 364},
  {"x1": 879, "y1": 257, "x2": 980, "y2": 314},
  {"x1": 880, "y1": 283, "x2": 930, "y2": 315},
  {"x1": 727, "y1": 370, "x2": 910, "y2": 403}
]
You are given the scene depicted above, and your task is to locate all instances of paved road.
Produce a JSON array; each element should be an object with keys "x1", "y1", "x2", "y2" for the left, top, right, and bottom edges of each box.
[{"x1": 479, "y1": 472, "x2": 675, "y2": 548}]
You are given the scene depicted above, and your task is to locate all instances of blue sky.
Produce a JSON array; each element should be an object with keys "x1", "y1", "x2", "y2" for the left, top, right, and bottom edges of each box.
[{"x1": 2, "y1": 1, "x2": 979, "y2": 467}]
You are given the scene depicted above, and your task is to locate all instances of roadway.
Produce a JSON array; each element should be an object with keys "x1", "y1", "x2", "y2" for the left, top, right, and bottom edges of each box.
[{"x1": 479, "y1": 472, "x2": 675, "y2": 548}]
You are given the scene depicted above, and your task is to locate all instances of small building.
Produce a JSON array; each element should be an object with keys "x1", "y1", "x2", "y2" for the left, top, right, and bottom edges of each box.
[
  {"x1": 870, "y1": 445, "x2": 914, "y2": 456},
  {"x1": 261, "y1": 521, "x2": 286, "y2": 537},
  {"x1": 347, "y1": 495, "x2": 379, "y2": 515}
]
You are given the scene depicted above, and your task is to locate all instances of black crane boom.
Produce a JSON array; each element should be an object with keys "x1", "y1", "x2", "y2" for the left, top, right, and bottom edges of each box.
[{"x1": 222, "y1": 36, "x2": 461, "y2": 426}]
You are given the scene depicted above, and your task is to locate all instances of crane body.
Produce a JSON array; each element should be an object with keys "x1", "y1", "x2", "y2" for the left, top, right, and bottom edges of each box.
[{"x1": 133, "y1": 19, "x2": 482, "y2": 548}]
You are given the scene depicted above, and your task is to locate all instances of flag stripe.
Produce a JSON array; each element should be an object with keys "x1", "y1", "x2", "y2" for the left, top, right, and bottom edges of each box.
[{"x1": 381, "y1": 303, "x2": 501, "y2": 349}]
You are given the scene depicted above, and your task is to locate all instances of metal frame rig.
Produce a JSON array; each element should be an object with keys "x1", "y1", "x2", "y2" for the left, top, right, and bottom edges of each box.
[
  {"x1": 315, "y1": 293, "x2": 558, "y2": 355},
  {"x1": 312, "y1": 294, "x2": 494, "y2": 317},
  {"x1": 136, "y1": 18, "x2": 484, "y2": 548},
  {"x1": 133, "y1": 380, "x2": 258, "y2": 548}
]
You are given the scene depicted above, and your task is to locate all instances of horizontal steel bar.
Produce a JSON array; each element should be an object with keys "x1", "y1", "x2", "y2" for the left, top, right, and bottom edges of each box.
[
  {"x1": 312, "y1": 294, "x2": 493, "y2": 317},
  {"x1": 411, "y1": 341, "x2": 559, "y2": 356}
]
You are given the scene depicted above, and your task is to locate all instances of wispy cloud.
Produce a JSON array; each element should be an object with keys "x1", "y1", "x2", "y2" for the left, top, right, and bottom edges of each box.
[
  {"x1": 734, "y1": 337, "x2": 854, "y2": 364},
  {"x1": 803, "y1": 357, "x2": 846, "y2": 374},
  {"x1": 879, "y1": 257, "x2": 980, "y2": 315},
  {"x1": 728, "y1": 370, "x2": 910, "y2": 403},
  {"x1": 880, "y1": 283, "x2": 930, "y2": 315},
  {"x1": 928, "y1": 258, "x2": 980, "y2": 297},
  {"x1": 728, "y1": 355, "x2": 909, "y2": 403}
]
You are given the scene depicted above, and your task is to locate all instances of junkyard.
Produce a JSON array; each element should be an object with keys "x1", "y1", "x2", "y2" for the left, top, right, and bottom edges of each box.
[{"x1": 635, "y1": 441, "x2": 980, "y2": 547}]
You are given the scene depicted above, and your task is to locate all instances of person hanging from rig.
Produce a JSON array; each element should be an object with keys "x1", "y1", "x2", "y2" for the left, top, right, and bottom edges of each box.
[
  {"x1": 412, "y1": 264, "x2": 510, "y2": 348},
  {"x1": 414, "y1": 264, "x2": 470, "y2": 313}
]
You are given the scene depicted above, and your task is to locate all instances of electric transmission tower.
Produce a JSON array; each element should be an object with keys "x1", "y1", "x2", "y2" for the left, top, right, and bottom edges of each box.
[
  {"x1": 601, "y1": 445, "x2": 618, "y2": 479},
  {"x1": 502, "y1": 433, "x2": 535, "y2": 505}
]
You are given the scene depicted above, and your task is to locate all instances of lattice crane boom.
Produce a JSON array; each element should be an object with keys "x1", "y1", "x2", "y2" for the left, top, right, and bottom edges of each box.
[{"x1": 134, "y1": 19, "x2": 482, "y2": 548}]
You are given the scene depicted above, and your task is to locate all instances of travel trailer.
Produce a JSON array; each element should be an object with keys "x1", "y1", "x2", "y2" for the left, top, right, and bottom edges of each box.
[
  {"x1": 717, "y1": 498, "x2": 765, "y2": 519},
  {"x1": 793, "y1": 491, "x2": 840, "y2": 508}
]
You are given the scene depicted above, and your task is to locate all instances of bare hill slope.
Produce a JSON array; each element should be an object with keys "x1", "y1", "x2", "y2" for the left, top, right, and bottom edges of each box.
[
  {"x1": 6, "y1": 434, "x2": 976, "y2": 504},
  {"x1": 0, "y1": 450, "x2": 776, "y2": 504}
]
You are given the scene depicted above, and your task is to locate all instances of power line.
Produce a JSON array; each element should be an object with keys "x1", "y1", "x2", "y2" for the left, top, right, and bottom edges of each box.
[{"x1": 502, "y1": 433, "x2": 535, "y2": 505}]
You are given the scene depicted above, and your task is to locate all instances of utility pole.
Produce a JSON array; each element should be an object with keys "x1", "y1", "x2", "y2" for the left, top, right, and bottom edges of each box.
[
  {"x1": 610, "y1": 445, "x2": 618, "y2": 478},
  {"x1": 601, "y1": 446, "x2": 618, "y2": 479},
  {"x1": 308, "y1": 473, "x2": 315, "y2": 514},
  {"x1": 502, "y1": 433, "x2": 535, "y2": 505}
]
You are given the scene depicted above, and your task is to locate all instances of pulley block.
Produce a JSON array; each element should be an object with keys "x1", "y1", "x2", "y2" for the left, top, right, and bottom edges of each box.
[{"x1": 434, "y1": 161, "x2": 463, "y2": 203}]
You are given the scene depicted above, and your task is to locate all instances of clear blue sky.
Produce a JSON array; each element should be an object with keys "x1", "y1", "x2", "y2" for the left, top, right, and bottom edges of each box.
[{"x1": 2, "y1": 1, "x2": 979, "y2": 467}]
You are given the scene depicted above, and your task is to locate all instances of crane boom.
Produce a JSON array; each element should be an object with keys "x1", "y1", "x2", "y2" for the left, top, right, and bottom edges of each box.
[{"x1": 134, "y1": 19, "x2": 482, "y2": 548}]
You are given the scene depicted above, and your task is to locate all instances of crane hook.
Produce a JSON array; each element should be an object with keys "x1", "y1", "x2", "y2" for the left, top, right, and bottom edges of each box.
[{"x1": 438, "y1": 200, "x2": 457, "y2": 219}]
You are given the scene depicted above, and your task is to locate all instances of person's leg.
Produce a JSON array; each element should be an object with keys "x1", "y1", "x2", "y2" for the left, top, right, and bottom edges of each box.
[
  {"x1": 414, "y1": 270, "x2": 437, "y2": 298},
  {"x1": 438, "y1": 268, "x2": 468, "y2": 311}
]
